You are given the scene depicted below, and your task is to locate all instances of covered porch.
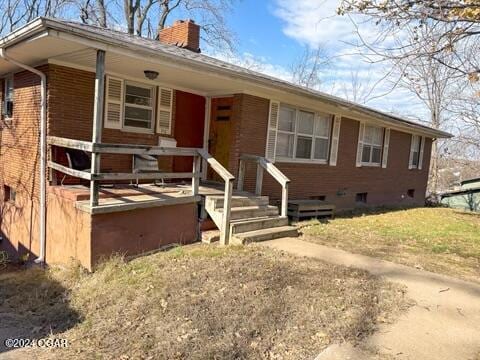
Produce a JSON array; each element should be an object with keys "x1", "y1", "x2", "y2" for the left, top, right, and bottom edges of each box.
[
  {"x1": 36, "y1": 38, "x2": 293, "y2": 267},
  {"x1": 46, "y1": 134, "x2": 294, "y2": 270},
  {"x1": 47, "y1": 135, "x2": 290, "y2": 242}
]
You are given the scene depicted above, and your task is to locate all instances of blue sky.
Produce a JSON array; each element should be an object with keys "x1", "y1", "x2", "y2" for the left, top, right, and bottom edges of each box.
[
  {"x1": 228, "y1": 0, "x2": 302, "y2": 68},
  {"x1": 212, "y1": 0, "x2": 429, "y2": 124}
]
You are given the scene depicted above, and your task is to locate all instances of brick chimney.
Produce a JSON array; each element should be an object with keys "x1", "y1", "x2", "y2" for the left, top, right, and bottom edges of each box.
[{"x1": 158, "y1": 19, "x2": 201, "y2": 53}]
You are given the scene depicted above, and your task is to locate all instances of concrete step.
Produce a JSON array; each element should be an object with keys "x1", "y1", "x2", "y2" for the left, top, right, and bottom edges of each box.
[
  {"x1": 201, "y1": 230, "x2": 220, "y2": 244},
  {"x1": 230, "y1": 216, "x2": 289, "y2": 234},
  {"x1": 207, "y1": 195, "x2": 270, "y2": 210},
  {"x1": 218, "y1": 205, "x2": 279, "y2": 221},
  {"x1": 231, "y1": 226, "x2": 299, "y2": 245}
]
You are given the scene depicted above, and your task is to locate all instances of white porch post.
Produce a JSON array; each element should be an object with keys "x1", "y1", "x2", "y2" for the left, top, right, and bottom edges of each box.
[
  {"x1": 201, "y1": 96, "x2": 211, "y2": 179},
  {"x1": 90, "y1": 50, "x2": 106, "y2": 207}
]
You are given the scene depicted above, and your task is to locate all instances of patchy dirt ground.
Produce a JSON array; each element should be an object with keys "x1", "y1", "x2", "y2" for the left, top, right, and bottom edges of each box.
[
  {"x1": 0, "y1": 245, "x2": 410, "y2": 360},
  {"x1": 302, "y1": 208, "x2": 480, "y2": 283}
]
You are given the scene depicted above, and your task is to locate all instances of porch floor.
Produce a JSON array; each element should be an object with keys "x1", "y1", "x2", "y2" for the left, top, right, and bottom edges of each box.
[{"x1": 50, "y1": 181, "x2": 251, "y2": 215}]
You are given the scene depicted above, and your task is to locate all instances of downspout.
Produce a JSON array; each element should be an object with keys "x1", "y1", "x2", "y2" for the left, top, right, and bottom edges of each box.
[{"x1": 0, "y1": 48, "x2": 47, "y2": 264}]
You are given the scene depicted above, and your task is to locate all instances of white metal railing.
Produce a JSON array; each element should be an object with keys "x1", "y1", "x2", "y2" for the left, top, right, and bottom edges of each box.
[{"x1": 237, "y1": 154, "x2": 290, "y2": 217}]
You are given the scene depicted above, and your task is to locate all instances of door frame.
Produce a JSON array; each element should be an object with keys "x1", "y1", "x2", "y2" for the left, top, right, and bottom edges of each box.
[{"x1": 201, "y1": 95, "x2": 234, "y2": 179}]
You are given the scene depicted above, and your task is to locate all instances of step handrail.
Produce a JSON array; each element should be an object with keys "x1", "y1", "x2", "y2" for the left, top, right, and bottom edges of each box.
[
  {"x1": 237, "y1": 154, "x2": 290, "y2": 217},
  {"x1": 197, "y1": 149, "x2": 234, "y2": 245}
]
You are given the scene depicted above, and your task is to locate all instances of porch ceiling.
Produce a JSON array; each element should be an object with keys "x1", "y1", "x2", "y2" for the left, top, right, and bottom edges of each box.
[
  {"x1": 0, "y1": 33, "x2": 244, "y2": 96},
  {"x1": 0, "y1": 33, "x2": 86, "y2": 73},
  {"x1": 49, "y1": 47, "x2": 241, "y2": 95}
]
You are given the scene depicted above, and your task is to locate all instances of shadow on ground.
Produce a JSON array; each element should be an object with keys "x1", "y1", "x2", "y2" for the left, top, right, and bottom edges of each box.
[{"x1": 0, "y1": 267, "x2": 81, "y2": 354}]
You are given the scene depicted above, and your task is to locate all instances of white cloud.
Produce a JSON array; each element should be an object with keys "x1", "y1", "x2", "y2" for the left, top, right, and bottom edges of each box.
[
  {"x1": 272, "y1": 0, "x2": 430, "y2": 121},
  {"x1": 210, "y1": 51, "x2": 293, "y2": 81},
  {"x1": 273, "y1": 0, "x2": 358, "y2": 47}
]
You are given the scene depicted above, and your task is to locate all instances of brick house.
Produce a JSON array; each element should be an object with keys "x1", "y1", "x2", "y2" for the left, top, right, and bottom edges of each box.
[{"x1": 0, "y1": 17, "x2": 451, "y2": 269}]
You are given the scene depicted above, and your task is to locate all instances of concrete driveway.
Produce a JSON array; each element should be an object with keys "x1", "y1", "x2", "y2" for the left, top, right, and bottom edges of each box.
[{"x1": 263, "y1": 238, "x2": 480, "y2": 360}]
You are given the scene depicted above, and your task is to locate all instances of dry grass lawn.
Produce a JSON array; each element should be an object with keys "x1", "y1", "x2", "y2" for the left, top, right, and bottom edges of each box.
[
  {"x1": 0, "y1": 245, "x2": 410, "y2": 360},
  {"x1": 302, "y1": 207, "x2": 480, "y2": 283}
]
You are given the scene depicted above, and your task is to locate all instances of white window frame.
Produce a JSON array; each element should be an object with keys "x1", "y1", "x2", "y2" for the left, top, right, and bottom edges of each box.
[
  {"x1": 122, "y1": 81, "x2": 156, "y2": 133},
  {"x1": 361, "y1": 124, "x2": 384, "y2": 167},
  {"x1": 276, "y1": 105, "x2": 296, "y2": 159},
  {"x1": 275, "y1": 104, "x2": 332, "y2": 164},
  {"x1": 3, "y1": 74, "x2": 14, "y2": 120},
  {"x1": 409, "y1": 135, "x2": 424, "y2": 170},
  {"x1": 411, "y1": 135, "x2": 421, "y2": 168}
]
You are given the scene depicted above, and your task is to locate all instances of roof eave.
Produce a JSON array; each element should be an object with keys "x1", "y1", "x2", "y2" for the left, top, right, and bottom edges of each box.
[
  {"x1": 0, "y1": 17, "x2": 453, "y2": 139},
  {"x1": 0, "y1": 18, "x2": 47, "y2": 47}
]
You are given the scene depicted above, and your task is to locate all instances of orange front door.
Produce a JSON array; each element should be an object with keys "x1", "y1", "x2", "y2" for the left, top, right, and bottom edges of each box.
[{"x1": 208, "y1": 97, "x2": 234, "y2": 180}]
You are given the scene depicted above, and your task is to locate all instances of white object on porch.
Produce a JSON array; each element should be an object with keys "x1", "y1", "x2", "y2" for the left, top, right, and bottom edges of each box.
[{"x1": 158, "y1": 137, "x2": 177, "y2": 148}]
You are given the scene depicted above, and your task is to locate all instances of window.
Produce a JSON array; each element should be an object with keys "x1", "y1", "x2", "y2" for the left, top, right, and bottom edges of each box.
[
  {"x1": 104, "y1": 76, "x2": 173, "y2": 134},
  {"x1": 356, "y1": 192, "x2": 368, "y2": 203},
  {"x1": 407, "y1": 189, "x2": 415, "y2": 198},
  {"x1": 123, "y1": 82, "x2": 155, "y2": 131},
  {"x1": 361, "y1": 125, "x2": 384, "y2": 166},
  {"x1": 3, "y1": 185, "x2": 16, "y2": 203},
  {"x1": 275, "y1": 104, "x2": 332, "y2": 162},
  {"x1": 410, "y1": 135, "x2": 421, "y2": 168},
  {"x1": 3, "y1": 74, "x2": 14, "y2": 119}
]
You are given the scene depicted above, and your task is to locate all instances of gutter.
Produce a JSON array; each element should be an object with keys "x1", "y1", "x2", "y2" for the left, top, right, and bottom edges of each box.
[
  {"x1": 0, "y1": 48, "x2": 47, "y2": 264},
  {"x1": 0, "y1": 17, "x2": 451, "y2": 139}
]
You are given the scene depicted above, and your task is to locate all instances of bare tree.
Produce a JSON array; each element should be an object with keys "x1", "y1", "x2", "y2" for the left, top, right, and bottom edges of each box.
[
  {"x1": 80, "y1": 0, "x2": 107, "y2": 27},
  {"x1": 337, "y1": 2, "x2": 480, "y2": 193},
  {"x1": 123, "y1": 0, "x2": 140, "y2": 34},
  {"x1": 338, "y1": 0, "x2": 480, "y2": 79},
  {"x1": 157, "y1": 0, "x2": 180, "y2": 30},
  {"x1": 111, "y1": 0, "x2": 238, "y2": 48},
  {"x1": 290, "y1": 46, "x2": 329, "y2": 89},
  {"x1": 339, "y1": 69, "x2": 378, "y2": 104},
  {"x1": 0, "y1": 0, "x2": 238, "y2": 53},
  {"x1": 388, "y1": 25, "x2": 467, "y2": 193},
  {"x1": 0, "y1": 0, "x2": 70, "y2": 34},
  {"x1": 136, "y1": 0, "x2": 156, "y2": 35}
]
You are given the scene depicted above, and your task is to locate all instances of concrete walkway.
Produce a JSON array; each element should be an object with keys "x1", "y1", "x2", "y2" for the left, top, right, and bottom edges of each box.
[{"x1": 262, "y1": 238, "x2": 480, "y2": 360}]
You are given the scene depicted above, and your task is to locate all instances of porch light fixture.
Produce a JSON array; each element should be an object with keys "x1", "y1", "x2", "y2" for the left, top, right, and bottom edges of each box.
[{"x1": 144, "y1": 70, "x2": 159, "y2": 80}]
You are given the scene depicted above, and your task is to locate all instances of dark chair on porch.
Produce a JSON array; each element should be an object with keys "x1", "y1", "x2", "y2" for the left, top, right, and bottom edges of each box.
[
  {"x1": 132, "y1": 154, "x2": 165, "y2": 187},
  {"x1": 61, "y1": 148, "x2": 91, "y2": 186}
]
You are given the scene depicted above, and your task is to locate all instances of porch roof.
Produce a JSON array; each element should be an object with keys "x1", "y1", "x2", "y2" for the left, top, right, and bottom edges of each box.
[{"x1": 0, "y1": 17, "x2": 452, "y2": 139}]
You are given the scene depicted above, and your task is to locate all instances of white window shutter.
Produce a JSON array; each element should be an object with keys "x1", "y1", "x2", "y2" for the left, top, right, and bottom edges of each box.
[
  {"x1": 418, "y1": 136, "x2": 425, "y2": 170},
  {"x1": 265, "y1": 100, "x2": 280, "y2": 161},
  {"x1": 104, "y1": 76, "x2": 123, "y2": 129},
  {"x1": 356, "y1": 122, "x2": 365, "y2": 167},
  {"x1": 329, "y1": 115, "x2": 341, "y2": 166},
  {"x1": 408, "y1": 135, "x2": 415, "y2": 169},
  {"x1": 157, "y1": 88, "x2": 173, "y2": 135},
  {"x1": 381, "y1": 128, "x2": 391, "y2": 168}
]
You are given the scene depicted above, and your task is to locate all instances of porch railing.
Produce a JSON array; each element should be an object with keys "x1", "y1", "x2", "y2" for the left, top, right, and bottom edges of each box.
[
  {"x1": 47, "y1": 136, "x2": 235, "y2": 244},
  {"x1": 198, "y1": 149, "x2": 235, "y2": 245},
  {"x1": 237, "y1": 154, "x2": 290, "y2": 217}
]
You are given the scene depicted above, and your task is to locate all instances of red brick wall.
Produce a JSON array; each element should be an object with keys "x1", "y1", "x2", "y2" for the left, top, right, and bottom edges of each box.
[
  {"x1": 91, "y1": 203, "x2": 197, "y2": 269},
  {"x1": 47, "y1": 64, "x2": 179, "y2": 175},
  {"x1": 0, "y1": 63, "x2": 434, "y2": 264},
  {"x1": 0, "y1": 67, "x2": 46, "y2": 259},
  {"x1": 231, "y1": 94, "x2": 432, "y2": 210},
  {"x1": 0, "y1": 63, "x2": 194, "y2": 261}
]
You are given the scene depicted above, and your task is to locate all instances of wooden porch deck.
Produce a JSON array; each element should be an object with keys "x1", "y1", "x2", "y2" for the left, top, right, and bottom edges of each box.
[{"x1": 51, "y1": 181, "x2": 250, "y2": 215}]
